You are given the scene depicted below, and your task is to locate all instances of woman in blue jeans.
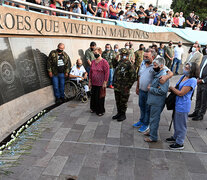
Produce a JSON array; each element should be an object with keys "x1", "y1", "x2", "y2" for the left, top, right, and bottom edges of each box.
[{"x1": 166, "y1": 62, "x2": 199, "y2": 150}]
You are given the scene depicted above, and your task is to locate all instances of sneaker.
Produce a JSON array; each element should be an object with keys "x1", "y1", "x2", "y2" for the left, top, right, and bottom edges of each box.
[
  {"x1": 108, "y1": 85, "x2": 114, "y2": 89},
  {"x1": 133, "y1": 121, "x2": 143, "y2": 128},
  {"x1": 169, "y1": 143, "x2": 184, "y2": 150},
  {"x1": 188, "y1": 111, "x2": 198, "y2": 117},
  {"x1": 166, "y1": 136, "x2": 176, "y2": 143},
  {"x1": 138, "y1": 125, "x2": 149, "y2": 133}
]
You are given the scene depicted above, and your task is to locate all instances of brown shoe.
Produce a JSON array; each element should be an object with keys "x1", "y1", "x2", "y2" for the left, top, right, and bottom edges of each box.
[
  {"x1": 144, "y1": 137, "x2": 157, "y2": 142},
  {"x1": 143, "y1": 131, "x2": 150, "y2": 136}
]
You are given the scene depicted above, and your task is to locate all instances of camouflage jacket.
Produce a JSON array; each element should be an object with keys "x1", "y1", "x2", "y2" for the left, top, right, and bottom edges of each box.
[
  {"x1": 134, "y1": 50, "x2": 144, "y2": 72},
  {"x1": 102, "y1": 50, "x2": 116, "y2": 68},
  {"x1": 129, "y1": 48, "x2": 135, "y2": 62},
  {"x1": 47, "y1": 50, "x2": 71, "y2": 76},
  {"x1": 85, "y1": 48, "x2": 95, "y2": 68},
  {"x1": 113, "y1": 51, "x2": 120, "y2": 68},
  {"x1": 114, "y1": 58, "x2": 136, "y2": 93}
]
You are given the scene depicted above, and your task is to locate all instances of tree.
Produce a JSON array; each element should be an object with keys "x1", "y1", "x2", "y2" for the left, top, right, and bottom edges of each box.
[{"x1": 171, "y1": 0, "x2": 207, "y2": 20}]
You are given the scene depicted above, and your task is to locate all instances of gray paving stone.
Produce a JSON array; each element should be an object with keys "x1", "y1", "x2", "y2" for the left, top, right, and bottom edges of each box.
[
  {"x1": 64, "y1": 129, "x2": 82, "y2": 141},
  {"x1": 106, "y1": 137, "x2": 120, "y2": 145},
  {"x1": 42, "y1": 156, "x2": 68, "y2": 176},
  {"x1": 98, "y1": 153, "x2": 118, "y2": 177},
  {"x1": 61, "y1": 154, "x2": 85, "y2": 176},
  {"x1": 51, "y1": 128, "x2": 71, "y2": 141},
  {"x1": 190, "y1": 173, "x2": 207, "y2": 180},
  {"x1": 78, "y1": 167, "x2": 98, "y2": 180},
  {"x1": 181, "y1": 153, "x2": 207, "y2": 174},
  {"x1": 96, "y1": 175, "x2": 116, "y2": 180},
  {"x1": 18, "y1": 166, "x2": 44, "y2": 180}
]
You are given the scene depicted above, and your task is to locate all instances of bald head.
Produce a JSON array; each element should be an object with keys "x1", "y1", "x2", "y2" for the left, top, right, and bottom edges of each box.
[
  {"x1": 76, "y1": 59, "x2": 83, "y2": 67},
  {"x1": 58, "y1": 43, "x2": 65, "y2": 49}
]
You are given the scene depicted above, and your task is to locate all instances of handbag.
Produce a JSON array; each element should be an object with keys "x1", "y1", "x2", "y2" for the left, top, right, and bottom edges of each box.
[
  {"x1": 100, "y1": 87, "x2": 106, "y2": 98},
  {"x1": 165, "y1": 76, "x2": 185, "y2": 110}
]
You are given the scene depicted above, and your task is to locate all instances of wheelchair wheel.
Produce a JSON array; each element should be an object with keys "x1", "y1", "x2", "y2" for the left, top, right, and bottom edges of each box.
[
  {"x1": 64, "y1": 80, "x2": 78, "y2": 100},
  {"x1": 81, "y1": 96, "x2": 88, "y2": 103}
]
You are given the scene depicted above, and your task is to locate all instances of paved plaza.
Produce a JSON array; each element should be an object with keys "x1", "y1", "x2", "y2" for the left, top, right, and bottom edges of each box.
[{"x1": 1, "y1": 76, "x2": 207, "y2": 180}]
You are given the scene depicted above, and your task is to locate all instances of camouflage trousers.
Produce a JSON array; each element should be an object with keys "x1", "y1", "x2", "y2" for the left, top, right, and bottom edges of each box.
[{"x1": 114, "y1": 90, "x2": 130, "y2": 114}]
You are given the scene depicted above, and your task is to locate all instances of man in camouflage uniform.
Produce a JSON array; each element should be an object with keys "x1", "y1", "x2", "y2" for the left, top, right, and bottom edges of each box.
[
  {"x1": 129, "y1": 41, "x2": 135, "y2": 64},
  {"x1": 112, "y1": 44, "x2": 120, "y2": 68},
  {"x1": 47, "y1": 43, "x2": 71, "y2": 104},
  {"x1": 102, "y1": 43, "x2": 116, "y2": 88},
  {"x1": 112, "y1": 48, "x2": 137, "y2": 121},
  {"x1": 134, "y1": 44, "x2": 145, "y2": 73},
  {"x1": 84, "y1": 41, "x2": 96, "y2": 74}
]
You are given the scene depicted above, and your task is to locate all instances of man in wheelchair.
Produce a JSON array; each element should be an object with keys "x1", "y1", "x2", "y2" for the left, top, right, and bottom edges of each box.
[{"x1": 69, "y1": 59, "x2": 90, "y2": 97}]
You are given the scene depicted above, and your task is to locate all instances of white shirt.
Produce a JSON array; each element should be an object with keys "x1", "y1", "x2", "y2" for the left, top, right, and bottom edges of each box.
[
  {"x1": 178, "y1": 16, "x2": 185, "y2": 26},
  {"x1": 70, "y1": 65, "x2": 86, "y2": 81},
  {"x1": 174, "y1": 46, "x2": 184, "y2": 60}
]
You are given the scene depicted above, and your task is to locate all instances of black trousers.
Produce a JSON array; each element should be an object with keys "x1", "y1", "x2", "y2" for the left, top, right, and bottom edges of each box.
[
  {"x1": 90, "y1": 86, "x2": 105, "y2": 114},
  {"x1": 195, "y1": 84, "x2": 207, "y2": 116}
]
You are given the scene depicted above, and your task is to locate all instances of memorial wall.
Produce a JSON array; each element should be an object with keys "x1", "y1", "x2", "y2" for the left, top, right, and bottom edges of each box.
[{"x1": 0, "y1": 5, "x2": 192, "y2": 140}]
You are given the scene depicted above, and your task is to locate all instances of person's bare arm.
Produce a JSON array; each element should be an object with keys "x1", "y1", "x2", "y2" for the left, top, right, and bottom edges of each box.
[
  {"x1": 136, "y1": 76, "x2": 140, "y2": 95},
  {"x1": 169, "y1": 86, "x2": 192, "y2": 96},
  {"x1": 109, "y1": 5, "x2": 118, "y2": 13},
  {"x1": 159, "y1": 70, "x2": 173, "y2": 84}
]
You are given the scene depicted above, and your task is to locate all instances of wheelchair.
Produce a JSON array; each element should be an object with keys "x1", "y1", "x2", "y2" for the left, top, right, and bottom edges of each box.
[{"x1": 64, "y1": 79, "x2": 89, "y2": 103}]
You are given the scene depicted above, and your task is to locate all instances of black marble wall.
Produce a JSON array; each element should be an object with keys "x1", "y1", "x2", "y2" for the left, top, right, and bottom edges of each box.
[{"x1": 0, "y1": 37, "x2": 52, "y2": 105}]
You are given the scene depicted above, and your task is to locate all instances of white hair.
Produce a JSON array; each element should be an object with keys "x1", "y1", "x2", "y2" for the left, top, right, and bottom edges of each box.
[{"x1": 153, "y1": 57, "x2": 165, "y2": 66}]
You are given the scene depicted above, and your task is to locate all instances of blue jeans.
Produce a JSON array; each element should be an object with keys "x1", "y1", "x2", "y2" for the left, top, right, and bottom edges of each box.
[
  {"x1": 171, "y1": 58, "x2": 181, "y2": 74},
  {"x1": 149, "y1": 105, "x2": 165, "y2": 141},
  {"x1": 139, "y1": 89, "x2": 150, "y2": 126},
  {"x1": 173, "y1": 111, "x2": 188, "y2": 145},
  {"x1": 52, "y1": 73, "x2": 65, "y2": 99},
  {"x1": 108, "y1": 68, "x2": 114, "y2": 86}
]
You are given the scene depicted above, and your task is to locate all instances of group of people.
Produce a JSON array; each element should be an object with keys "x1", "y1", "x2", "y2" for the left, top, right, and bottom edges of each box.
[
  {"x1": 47, "y1": 40, "x2": 207, "y2": 150},
  {"x1": 5, "y1": 0, "x2": 207, "y2": 31}
]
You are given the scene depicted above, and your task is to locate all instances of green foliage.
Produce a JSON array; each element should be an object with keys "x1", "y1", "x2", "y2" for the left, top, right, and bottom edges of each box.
[{"x1": 171, "y1": 0, "x2": 207, "y2": 21}]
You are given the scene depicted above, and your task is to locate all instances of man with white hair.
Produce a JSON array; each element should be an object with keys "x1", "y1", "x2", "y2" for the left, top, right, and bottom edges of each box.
[
  {"x1": 144, "y1": 57, "x2": 169, "y2": 142},
  {"x1": 133, "y1": 49, "x2": 173, "y2": 133}
]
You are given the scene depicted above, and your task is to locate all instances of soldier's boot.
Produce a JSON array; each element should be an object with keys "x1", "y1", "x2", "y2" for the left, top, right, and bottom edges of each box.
[
  {"x1": 117, "y1": 113, "x2": 126, "y2": 122},
  {"x1": 112, "y1": 113, "x2": 121, "y2": 120}
]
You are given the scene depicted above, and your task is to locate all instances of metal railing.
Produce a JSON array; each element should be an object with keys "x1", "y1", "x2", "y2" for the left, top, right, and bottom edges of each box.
[{"x1": 0, "y1": 0, "x2": 118, "y2": 25}]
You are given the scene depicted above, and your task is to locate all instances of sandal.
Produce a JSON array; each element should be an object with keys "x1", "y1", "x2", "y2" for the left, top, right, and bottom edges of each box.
[
  {"x1": 143, "y1": 131, "x2": 150, "y2": 136},
  {"x1": 144, "y1": 137, "x2": 157, "y2": 143},
  {"x1": 98, "y1": 113, "x2": 104, "y2": 116}
]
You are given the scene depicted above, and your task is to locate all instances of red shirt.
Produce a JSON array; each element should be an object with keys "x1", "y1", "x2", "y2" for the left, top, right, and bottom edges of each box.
[
  {"x1": 50, "y1": 4, "x2": 56, "y2": 15},
  {"x1": 89, "y1": 59, "x2": 109, "y2": 86},
  {"x1": 109, "y1": 4, "x2": 116, "y2": 17},
  {"x1": 98, "y1": 2, "x2": 108, "y2": 18}
]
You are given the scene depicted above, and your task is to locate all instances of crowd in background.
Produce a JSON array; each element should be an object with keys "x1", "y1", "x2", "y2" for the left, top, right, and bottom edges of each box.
[{"x1": 4, "y1": 0, "x2": 207, "y2": 31}]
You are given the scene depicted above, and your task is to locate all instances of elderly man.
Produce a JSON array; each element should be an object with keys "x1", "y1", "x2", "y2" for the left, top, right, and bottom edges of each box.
[
  {"x1": 185, "y1": 43, "x2": 203, "y2": 66},
  {"x1": 144, "y1": 57, "x2": 169, "y2": 142},
  {"x1": 133, "y1": 48, "x2": 173, "y2": 133},
  {"x1": 69, "y1": 59, "x2": 89, "y2": 95},
  {"x1": 47, "y1": 43, "x2": 71, "y2": 104}
]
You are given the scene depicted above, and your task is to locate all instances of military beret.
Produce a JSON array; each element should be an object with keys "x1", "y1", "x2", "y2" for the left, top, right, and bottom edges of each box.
[{"x1": 120, "y1": 48, "x2": 130, "y2": 55}]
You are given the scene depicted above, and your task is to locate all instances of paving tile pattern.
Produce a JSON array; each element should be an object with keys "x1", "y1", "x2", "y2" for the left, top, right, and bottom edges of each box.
[{"x1": 1, "y1": 75, "x2": 207, "y2": 180}]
